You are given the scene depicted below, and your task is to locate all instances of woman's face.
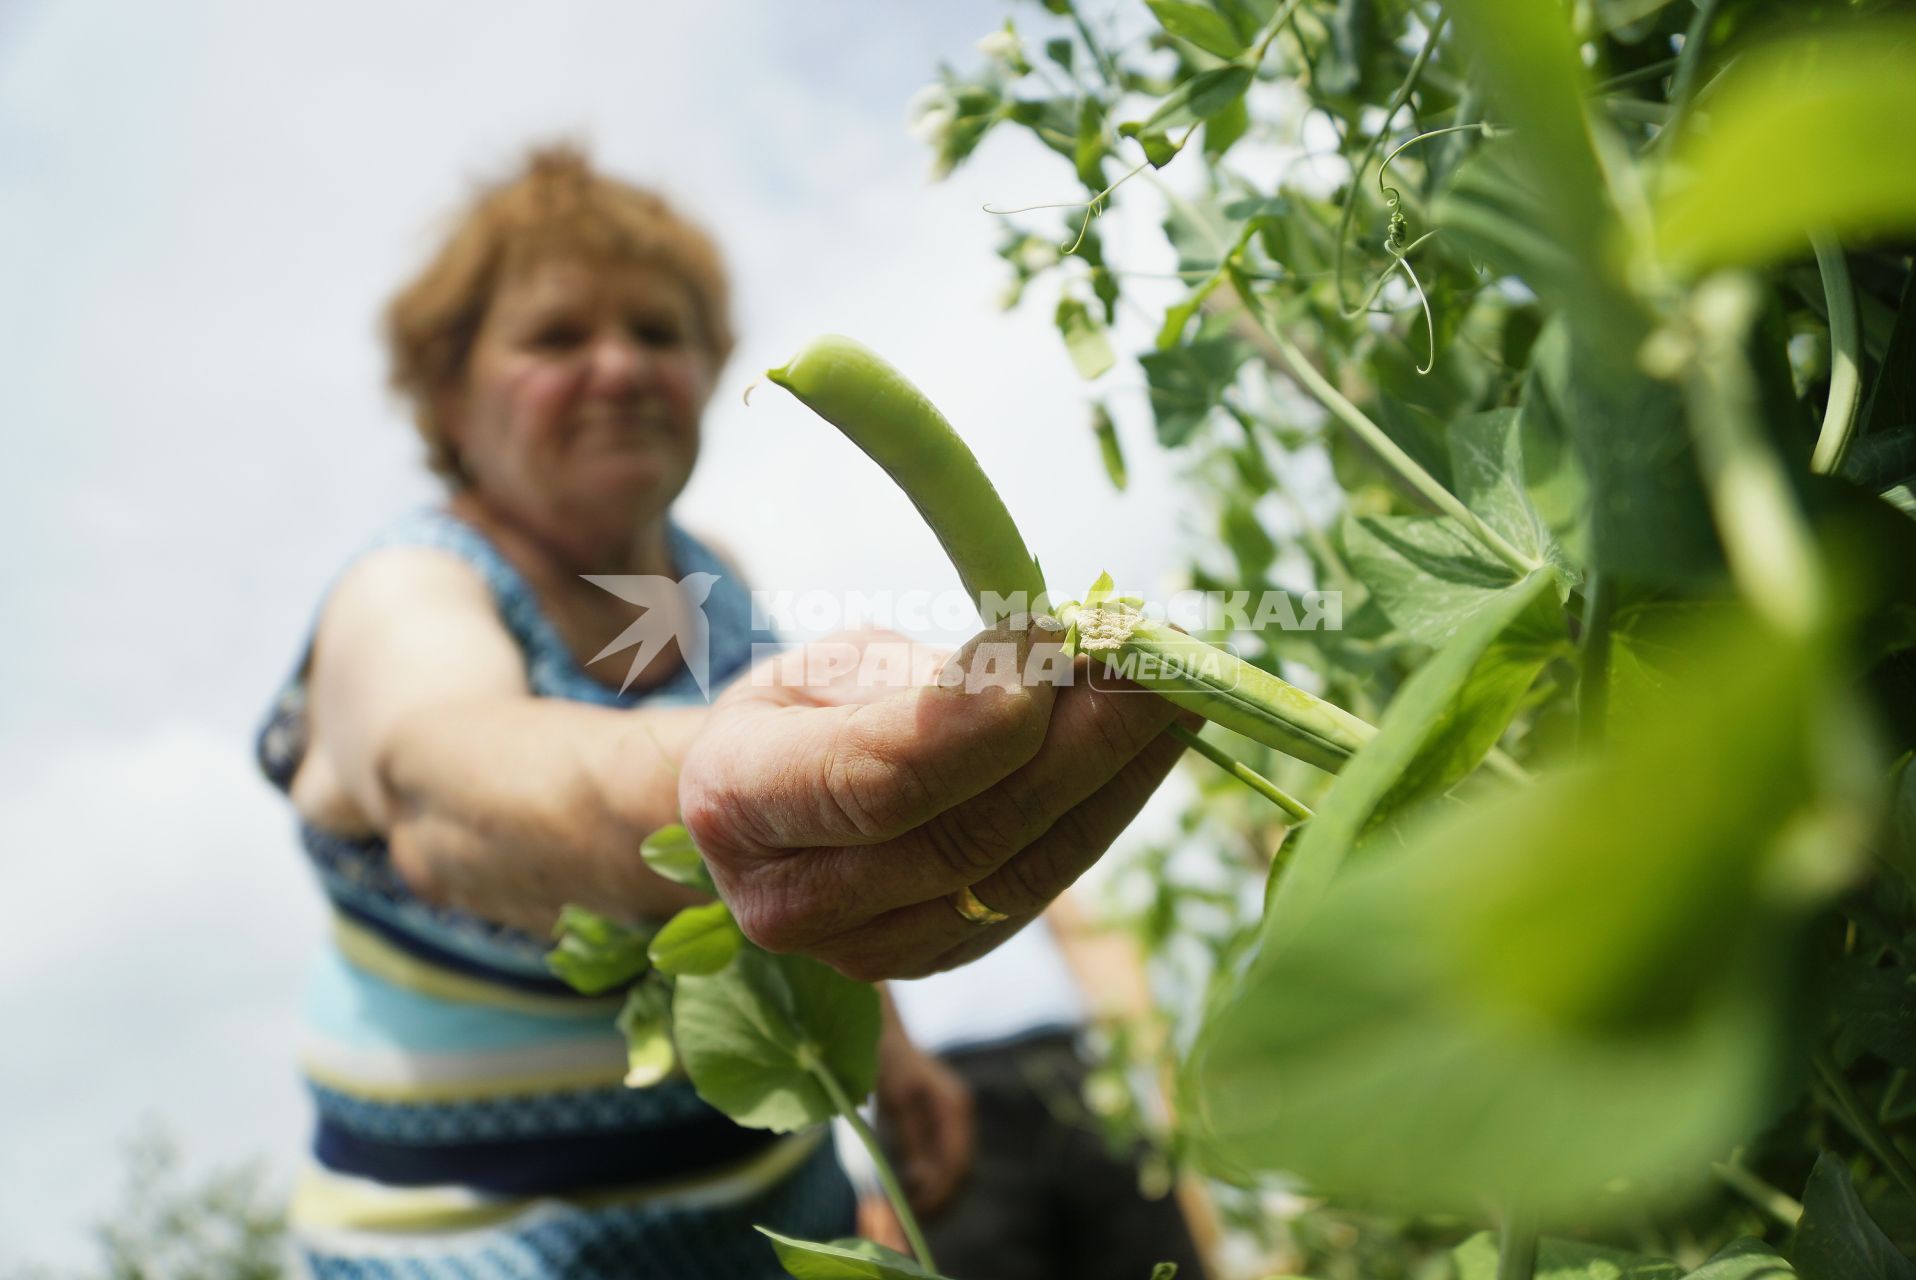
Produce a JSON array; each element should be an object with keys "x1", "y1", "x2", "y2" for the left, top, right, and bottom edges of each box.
[{"x1": 446, "y1": 255, "x2": 713, "y2": 539}]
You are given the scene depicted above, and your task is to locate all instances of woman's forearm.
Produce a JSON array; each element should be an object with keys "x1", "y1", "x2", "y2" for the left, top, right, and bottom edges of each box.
[{"x1": 374, "y1": 698, "x2": 712, "y2": 932}]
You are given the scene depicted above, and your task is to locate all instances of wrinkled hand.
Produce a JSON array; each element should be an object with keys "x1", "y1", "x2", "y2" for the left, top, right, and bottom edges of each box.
[
  {"x1": 874, "y1": 1014, "x2": 973, "y2": 1215},
  {"x1": 677, "y1": 620, "x2": 1192, "y2": 980}
]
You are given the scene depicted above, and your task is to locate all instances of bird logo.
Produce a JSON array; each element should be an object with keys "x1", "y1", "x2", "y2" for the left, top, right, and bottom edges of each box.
[{"x1": 580, "y1": 572, "x2": 722, "y2": 699}]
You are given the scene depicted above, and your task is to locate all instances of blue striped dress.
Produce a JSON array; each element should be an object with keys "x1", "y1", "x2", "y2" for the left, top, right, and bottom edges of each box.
[{"x1": 257, "y1": 508, "x2": 855, "y2": 1279}]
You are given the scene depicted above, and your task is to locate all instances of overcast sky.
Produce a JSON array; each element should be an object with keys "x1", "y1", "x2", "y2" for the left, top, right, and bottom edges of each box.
[{"x1": 0, "y1": 0, "x2": 1235, "y2": 1264}]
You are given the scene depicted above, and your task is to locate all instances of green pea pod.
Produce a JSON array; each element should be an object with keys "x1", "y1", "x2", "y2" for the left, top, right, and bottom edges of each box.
[
  {"x1": 768, "y1": 335, "x2": 1049, "y2": 625},
  {"x1": 1062, "y1": 602, "x2": 1373, "y2": 773},
  {"x1": 768, "y1": 335, "x2": 1371, "y2": 775}
]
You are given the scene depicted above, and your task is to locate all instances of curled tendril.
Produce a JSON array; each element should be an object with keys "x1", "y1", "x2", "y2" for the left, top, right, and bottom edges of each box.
[
  {"x1": 1341, "y1": 121, "x2": 1503, "y2": 375},
  {"x1": 983, "y1": 120, "x2": 1200, "y2": 255}
]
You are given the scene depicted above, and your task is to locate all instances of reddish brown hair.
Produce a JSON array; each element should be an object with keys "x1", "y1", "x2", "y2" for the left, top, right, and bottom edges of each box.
[{"x1": 384, "y1": 143, "x2": 733, "y2": 482}]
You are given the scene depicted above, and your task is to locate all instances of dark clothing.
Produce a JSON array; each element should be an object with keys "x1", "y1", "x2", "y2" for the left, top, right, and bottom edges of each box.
[{"x1": 912, "y1": 1032, "x2": 1209, "y2": 1280}]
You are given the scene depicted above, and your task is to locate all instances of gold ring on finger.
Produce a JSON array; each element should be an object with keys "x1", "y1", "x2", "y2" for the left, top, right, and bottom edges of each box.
[{"x1": 948, "y1": 884, "x2": 1009, "y2": 926}]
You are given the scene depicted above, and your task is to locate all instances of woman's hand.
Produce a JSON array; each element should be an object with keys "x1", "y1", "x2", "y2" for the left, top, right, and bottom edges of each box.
[
  {"x1": 676, "y1": 619, "x2": 1193, "y2": 980},
  {"x1": 874, "y1": 991, "x2": 973, "y2": 1215}
]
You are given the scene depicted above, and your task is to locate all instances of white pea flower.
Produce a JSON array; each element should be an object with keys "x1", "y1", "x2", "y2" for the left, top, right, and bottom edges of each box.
[
  {"x1": 905, "y1": 83, "x2": 957, "y2": 147},
  {"x1": 977, "y1": 29, "x2": 1021, "y2": 61}
]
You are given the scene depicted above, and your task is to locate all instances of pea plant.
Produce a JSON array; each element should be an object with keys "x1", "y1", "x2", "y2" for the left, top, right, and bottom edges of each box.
[
  {"x1": 896, "y1": 0, "x2": 1916, "y2": 1275},
  {"x1": 550, "y1": 1, "x2": 1916, "y2": 1276}
]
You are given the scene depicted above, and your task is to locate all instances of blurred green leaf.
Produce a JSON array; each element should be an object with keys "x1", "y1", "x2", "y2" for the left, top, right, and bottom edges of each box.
[
  {"x1": 673, "y1": 947, "x2": 879, "y2": 1132},
  {"x1": 1654, "y1": 23, "x2": 1916, "y2": 276},
  {"x1": 1141, "y1": 337, "x2": 1248, "y2": 445},
  {"x1": 1190, "y1": 613, "x2": 1835, "y2": 1218},
  {"x1": 1262, "y1": 568, "x2": 1559, "y2": 933},
  {"x1": 1449, "y1": 409, "x2": 1565, "y2": 577},
  {"x1": 1146, "y1": 0, "x2": 1246, "y2": 58},
  {"x1": 616, "y1": 979, "x2": 676, "y2": 1087},
  {"x1": 1125, "y1": 66, "x2": 1253, "y2": 139},
  {"x1": 1092, "y1": 402, "x2": 1128, "y2": 491},
  {"x1": 1793, "y1": 1153, "x2": 1916, "y2": 1280},
  {"x1": 546, "y1": 905, "x2": 655, "y2": 994},
  {"x1": 759, "y1": 1229, "x2": 948, "y2": 1279},
  {"x1": 647, "y1": 900, "x2": 744, "y2": 977},
  {"x1": 1074, "y1": 97, "x2": 1107, "y2": 189},
  {"x1": 1441, "y1": 0, "x2": 1612, "y2": 269},
  {"x1": 1343, "y1": 514, "x2": 1523, "y2": 647},
  {"x1": 1057, "y1": 296, "x2": 1117, "y2": 380},
  {"x1": 1831, "y1": 953, "x2": 1916, "y2": 1070},
  {"x1": 1452, "y1": 1231, "x2": 1681, "y2": 1279},
  {"x1": 640, "y1": 823, "x2": 717, "y2": 895},
  {"x1": 1202, "y1": 91, "x2": 1249, "y2": 161},
  {"x1": 1861, "y1": 274, "x2": 1916, "y2": 439},
  {"x1": 1685, "y1": 1238, "x2": 1797, "y2": 1279},
  {"x1": 1535, "y1": 332, "x2": 1722, "y2": 587}
]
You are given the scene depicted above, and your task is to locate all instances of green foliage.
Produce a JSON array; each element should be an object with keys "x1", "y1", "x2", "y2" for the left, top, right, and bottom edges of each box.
[
  {"x1": 758, "y1": 1230, "x2": 947, "y2": 1280},
  {"x1": 11, "y1": 1126, "x2": 288, "y2": 1280},
  {"x1": 1792, "y1": 1154, "x2": 1916, "y2": 1280},
  {"x1": 672, "y1": 947, "x2": 880, "y2": 1133},
  {"x1": 546, "y1": 904, "x2": 655, "y2": 994},
  {"x1": 1451, "y1": 1232, "x2": 1682, "y2": 1279},
  {"x1": 640, "y1": 822, "x2": 717, "y2": 894},
  {"x1": 870, "y1": 0, "x2": 1916, "y2": 1272},
  {"x1": 1652, "y1": 23, "x2": 1916, "y2": 276},
  {"x1": 647, "y1": 899, "x2": 743, "y2": 977}
]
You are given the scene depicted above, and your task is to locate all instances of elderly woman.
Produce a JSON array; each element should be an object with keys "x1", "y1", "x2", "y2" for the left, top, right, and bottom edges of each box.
[{"x1": 257, "y1": 144, "x2": 1187, "y2": 1276}]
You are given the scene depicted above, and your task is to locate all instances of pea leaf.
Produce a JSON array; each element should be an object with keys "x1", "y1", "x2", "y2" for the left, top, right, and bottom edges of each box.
[
  {"x1": 546, "y1": 905, "x2": 655, "y2": 994},
  {"x1": 1073, "y1": 97, "x2": 1107, "y2": 189},
  {"x1": 1861, "y1": 272, "x2": 1916, "y2": 440},
  {"x1": 1056, "y1": 296, "x2": 1117, "y2": 380},
  {"x1": 1092, "y1": 402, "x2": 1128, "y2": 491},
  {"x1": 1452, "y1": 1231, "x2": 1682, "y2": 1279},
  {"x1": 1262, "y1": 569, "x2": 1560, "y2": 935},
  {"x1": 758, "y1": 1229, "x2": 948, "y2": 1279},
  {"x1": 1449, "y1": 409, "x2": 1566, "y2": 579},
  {"x1": 1190, "y1": 613, "x2": 1837, "y2": 1219},
  {"x1": 1122, "y1": 66, "x2": 1254, "y2": 141},
  {"x1": 1793, "y1": 1153, "x2": 1916, "y2": 1280},
  {"x1": 641, "y1": 823, "x2": 717, "y2": 895},
  {"x1": 1654, "y1": 22, "x2": 1916, "y2": 276},
  {"x1": 1440, "y1": 0, "x2": 1615, "y2": 287},
  {"x1": 616, "y1": 979, "x2": 676, "y2": 1087},
  {"x1": 673, "y1": 947, "x2": 880, "y2": 1132},
  {"x1": 1140, "y1": 337, "x2": 1249, "y2": 445},
  {"x1": 1146, "y1": 1, "x2": 1247, "y2": 58},
  {"x1": 1202, "y1": 91, "x2": 1249, "y2": 161},
  {"x1": 1535, "y1": 332, "x2": 1722, "y2": 588},
  {"x1": 1685, "y1": 1238, "x2": 1797, "y2": 1279},
  {"x1": 647, "y1": 900, "x2": 744, "y2": 977},
  {"x1": 1342, "y1": 514, "x2": 1523, "y2": 647}
]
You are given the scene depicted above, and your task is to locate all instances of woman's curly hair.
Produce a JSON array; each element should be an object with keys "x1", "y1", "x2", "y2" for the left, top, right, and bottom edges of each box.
[{"x1": 384, "y1": 142, "x2": 733, "y2": 483}]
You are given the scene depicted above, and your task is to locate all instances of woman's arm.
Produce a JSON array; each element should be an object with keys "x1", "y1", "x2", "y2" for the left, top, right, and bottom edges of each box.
[{"x1": 296, "y1": 545, "x2": 710, "y2": 933}]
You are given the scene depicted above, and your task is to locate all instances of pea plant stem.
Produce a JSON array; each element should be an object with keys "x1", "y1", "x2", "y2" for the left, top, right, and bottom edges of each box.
[
  {"x1": 1168, "y1": 723, "x2": 1314, "y2": 822},
  {"x1": 1331, "y1": 8, "x2": 1451, "y2": 314},
  {"x1": 1496, "y1": 1209, "x2": 1539, "y2": 1280},
  {"x1": 805, "y1": 1049, "x2": 938, "y2": 1271},
  {"x1": 1809, "y1": 232, "x2": 1862, "y2": 476},
  {"x1": 1577, "y1": 571, "x2": 1615, "y2": 750},
  {"x1": 1227, "y1": 265, "x2": 1544, "y2": 579},
  {"x1": 1678, "y1": 277, "x2": 1827, "y2": 636},
  {"x1": 1710, "y1": 1156, "x2": 1804, "y2": 1228},
  {"x1": 1060, "y1": 600, "x2": 1375, "y2": 773}
]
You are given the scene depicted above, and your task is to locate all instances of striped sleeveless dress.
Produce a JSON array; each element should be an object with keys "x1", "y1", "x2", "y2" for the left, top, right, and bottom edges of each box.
[{"x1": 256, "y1": 508, "x2": 855, "y2": 1278}]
